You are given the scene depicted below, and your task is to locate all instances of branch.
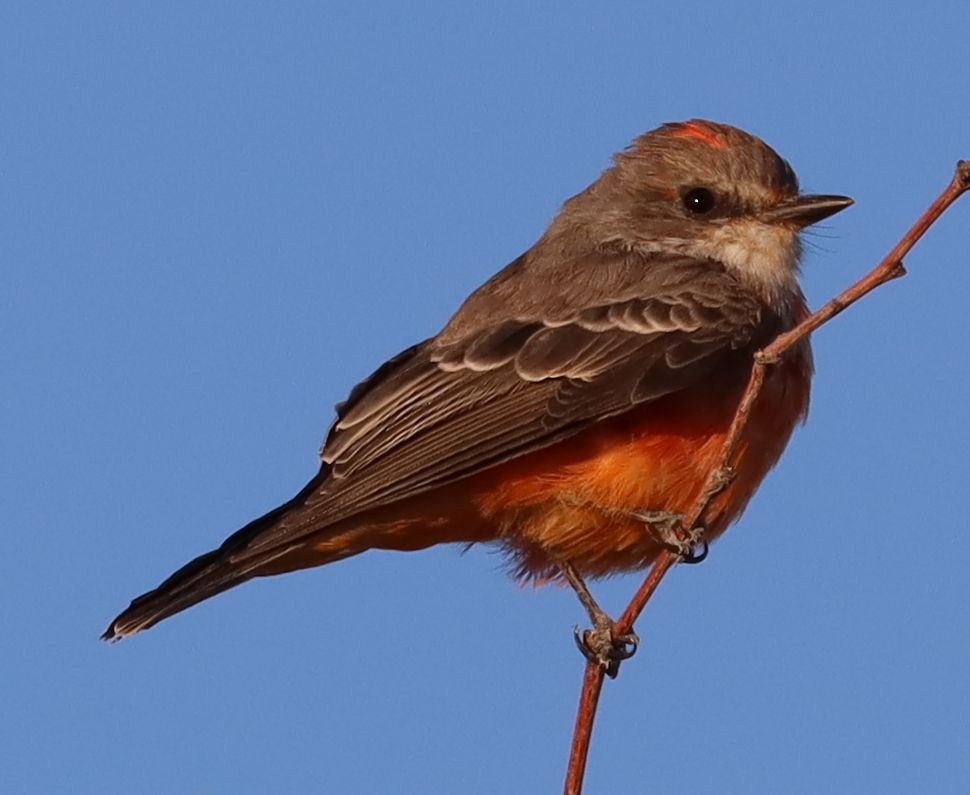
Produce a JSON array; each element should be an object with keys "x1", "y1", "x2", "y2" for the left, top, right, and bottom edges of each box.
[{"x1": 563, "y1": 160, "x2": 970, "y2": 795}]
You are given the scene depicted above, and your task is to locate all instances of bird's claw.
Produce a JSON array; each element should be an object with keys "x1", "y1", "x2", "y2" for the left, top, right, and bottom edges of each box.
[
  {"x1": 558, "y1": 559, "x2": 638, "y2": 677},
  {"x1": 663, "y1": 524, "x2": 708, "y2": 564},
  {"x1": 635, "y1": 510, "x2": 709, "y2": 564},
  {"x1": 679, "y1": 537, "x2": 708, "y2": 564},
  {"x1": 573, "y1": 624, "x2": 639, "y2": 679}
]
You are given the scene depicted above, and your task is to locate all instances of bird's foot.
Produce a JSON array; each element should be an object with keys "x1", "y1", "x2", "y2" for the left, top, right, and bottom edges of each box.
[
  {"x1": 635, "y1": 510, "x2": 709, "y2": 565},
  {"x1": 573, "y1": 619, "x2": 639, "y2": 680},
  {"x1": 559, "y1": 560, "x2": 638, "y2": 678}
]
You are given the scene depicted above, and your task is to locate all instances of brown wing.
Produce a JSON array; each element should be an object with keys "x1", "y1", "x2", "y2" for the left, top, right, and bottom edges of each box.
[{"x1": 237, "y1": 257, "x2": 764, "y2": 558}]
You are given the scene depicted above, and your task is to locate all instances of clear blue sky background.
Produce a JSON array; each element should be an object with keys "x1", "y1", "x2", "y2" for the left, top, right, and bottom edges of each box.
[{"x1": 3, "y1": 3, "x2": 969, "y2": 793}]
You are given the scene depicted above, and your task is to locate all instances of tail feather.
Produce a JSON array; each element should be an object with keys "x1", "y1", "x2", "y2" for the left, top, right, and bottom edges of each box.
[
  {"x1": 102, "y1": 549, "x2": 258, "y2": 640},
  {"x1": 102, "y1": 474, "x2": 328, "y2": 641}
]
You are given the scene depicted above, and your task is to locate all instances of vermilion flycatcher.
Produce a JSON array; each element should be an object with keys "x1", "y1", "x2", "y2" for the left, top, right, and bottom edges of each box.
[{"x1": 104, "y1": 120, "x2": 852, "y2": 648}]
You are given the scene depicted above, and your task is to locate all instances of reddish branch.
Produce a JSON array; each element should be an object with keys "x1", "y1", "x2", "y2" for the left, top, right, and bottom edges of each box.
[{"x1": 563, "y1": 160, "x2": 970, "y2": 795}]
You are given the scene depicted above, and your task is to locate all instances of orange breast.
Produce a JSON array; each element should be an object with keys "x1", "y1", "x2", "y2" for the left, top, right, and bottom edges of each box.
[{"x1": 470, "y1": 347, "x2": 812, "y2": 579}]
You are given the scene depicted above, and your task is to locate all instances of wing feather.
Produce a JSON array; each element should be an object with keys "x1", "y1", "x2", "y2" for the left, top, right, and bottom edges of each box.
[{"x1": 237, "y1": 256, "x2": 768, "y2": 559}]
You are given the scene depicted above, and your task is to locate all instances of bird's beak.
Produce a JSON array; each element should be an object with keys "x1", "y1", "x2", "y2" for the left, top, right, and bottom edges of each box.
[{"x1": 761, "y1": 194, "x2": 854, "y2": 228}]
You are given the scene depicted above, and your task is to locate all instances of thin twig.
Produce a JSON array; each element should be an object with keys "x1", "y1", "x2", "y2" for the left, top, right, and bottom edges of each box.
[
  {"x1": 566, "y1": 662, "x2": 607, "y2": 792},
  {"x1": 563, "y1": 161, "x2": 970, "y2": 795}
]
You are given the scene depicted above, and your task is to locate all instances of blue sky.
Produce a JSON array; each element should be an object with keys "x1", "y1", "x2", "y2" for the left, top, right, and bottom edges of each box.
[{"x1": 3, "y1": 3, "x2": 969, "y2": 793}]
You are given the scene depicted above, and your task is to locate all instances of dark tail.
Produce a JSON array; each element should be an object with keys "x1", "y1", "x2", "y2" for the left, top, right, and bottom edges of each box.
[{"x1": 102, "y1": 476, "x2": 328, "y2": 641}]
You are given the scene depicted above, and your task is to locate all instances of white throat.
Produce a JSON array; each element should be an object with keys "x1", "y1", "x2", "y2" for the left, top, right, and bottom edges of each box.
[{"x1": 688, "y1": 219, "x2": 802, "y2": 308}]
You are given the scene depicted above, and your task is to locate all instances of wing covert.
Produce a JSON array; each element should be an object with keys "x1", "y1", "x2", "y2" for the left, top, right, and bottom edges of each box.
[
  {"x1": 239, "y1": 255, "x2": 767, "y2": 558},
  {"x1": 319, "y1": 264, "x2": 762, "y2": 515}
]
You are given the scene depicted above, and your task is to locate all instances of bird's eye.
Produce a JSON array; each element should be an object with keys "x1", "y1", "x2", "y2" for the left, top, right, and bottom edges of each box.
[{"x1": 682, "y1": 187, "x2": 716, "y2": 215}]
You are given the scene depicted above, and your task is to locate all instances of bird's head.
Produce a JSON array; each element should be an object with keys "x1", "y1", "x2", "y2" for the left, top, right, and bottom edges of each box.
[{"x1": 553, "y1": 119, "x2": 853, "y2": 307}]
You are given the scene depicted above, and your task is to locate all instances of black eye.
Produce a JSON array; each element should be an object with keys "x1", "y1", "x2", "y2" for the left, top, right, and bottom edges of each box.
[{"x1": 683, "y1": 187, "x2": 716, "y2": 215}]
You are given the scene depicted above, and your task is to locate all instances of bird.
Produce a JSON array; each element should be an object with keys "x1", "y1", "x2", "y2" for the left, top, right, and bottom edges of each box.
[{"x1": 103, "y1": 119, "x2": 852, "y2": 658}]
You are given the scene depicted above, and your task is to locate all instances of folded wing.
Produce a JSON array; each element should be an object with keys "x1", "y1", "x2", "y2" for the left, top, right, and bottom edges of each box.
[{"x1": 238, "y1": 255, "x2": 764, "y2": 558}]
